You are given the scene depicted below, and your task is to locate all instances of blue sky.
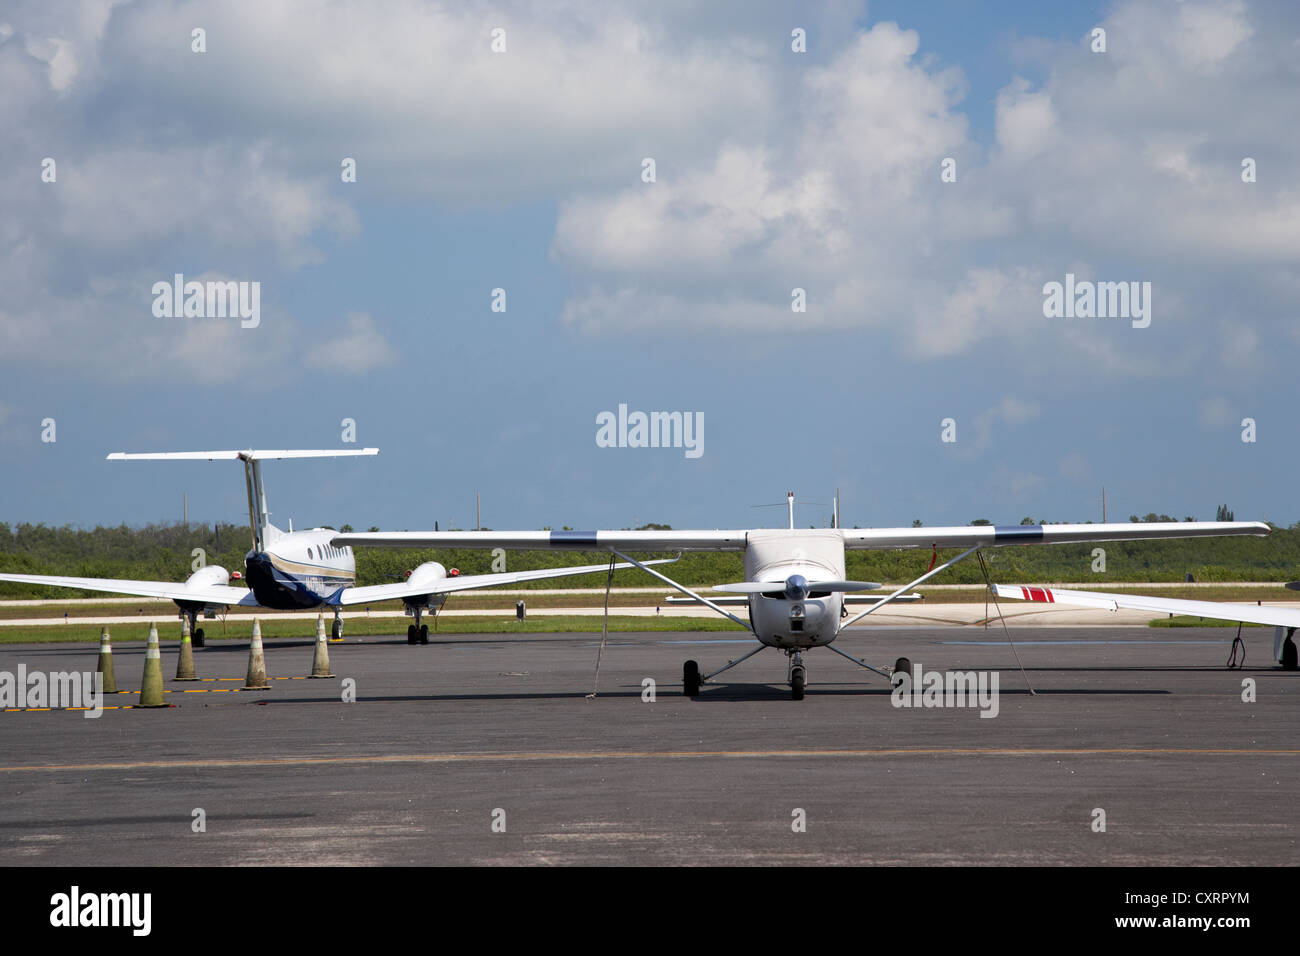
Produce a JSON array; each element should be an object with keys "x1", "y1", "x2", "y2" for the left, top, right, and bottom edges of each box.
[{"x1": 1, "y1": 0, "x2": 1296, "y2": 537}]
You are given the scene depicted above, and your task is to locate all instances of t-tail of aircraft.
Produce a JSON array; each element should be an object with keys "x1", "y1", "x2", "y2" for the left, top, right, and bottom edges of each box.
[{"x1": 105, "y1": 448, "x2": 379, "y2": 551}]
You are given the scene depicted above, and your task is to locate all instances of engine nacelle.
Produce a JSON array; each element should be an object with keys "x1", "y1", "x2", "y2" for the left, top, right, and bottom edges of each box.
[
  {"x1": 185, "y1": 565, "x2": 231, "y2": 589},
  {"x1": 406, "y1": 561, "x2": 448, "y2": 590}
]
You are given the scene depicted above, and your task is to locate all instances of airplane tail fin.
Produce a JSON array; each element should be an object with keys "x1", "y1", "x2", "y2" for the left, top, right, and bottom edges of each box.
[{"x1": 107, "y1": 449, "x2": 379, "y2": 551}]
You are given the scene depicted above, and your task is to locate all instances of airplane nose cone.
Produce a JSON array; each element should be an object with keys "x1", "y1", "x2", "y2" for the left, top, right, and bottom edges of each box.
[{"x1": 784, "y1": 574, "x2": 809, "y2": 600}]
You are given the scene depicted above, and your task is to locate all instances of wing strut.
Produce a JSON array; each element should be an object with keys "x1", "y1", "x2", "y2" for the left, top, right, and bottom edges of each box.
[
  {"x1": 607, "y1": 549, "x2": 760, "y2": 688},
  {"x1": 607, "y1": 549, "x2": 753, "y2": 632},
  {"x1": 841, "y1": 544, "x2": 982, "y2": 629}
]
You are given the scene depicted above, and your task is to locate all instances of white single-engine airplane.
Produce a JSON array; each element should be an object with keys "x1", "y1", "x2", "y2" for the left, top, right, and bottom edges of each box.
[
  {"x1": 0, "y1": 449, "x2": 675, "y2": 646},
  {"x1": 990, "y1": 579, "x2": 1300, "y2": 670},
  {"x1": 334, "y1": 499, "x2": 1271, "y2": 698}
]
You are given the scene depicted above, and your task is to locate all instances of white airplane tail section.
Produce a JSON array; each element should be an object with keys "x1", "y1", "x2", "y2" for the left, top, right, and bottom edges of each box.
[
  {"x1": 106, "y1": 449, "x2": 380, "y2": 461},
  {"x1": 107, "y1": 448, "x2": 379, "y2": 552}
]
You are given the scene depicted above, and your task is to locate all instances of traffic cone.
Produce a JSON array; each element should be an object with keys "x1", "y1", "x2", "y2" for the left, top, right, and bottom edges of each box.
[
  {"x1": 174, "y1": 617, "x2": 198, "y2": 681},
  {"x1": 94, "y1": 632, "x2": 117, "y2": 691},
  {"x1": 309, "y1": 615, "x2": 334, "y2": 678},
  {"x1": 96, "y1": 629, "x2": 117, "y2": 694},
  {"x1": 244, "y1": 619, "x2": 270, "y2": 689},
  {"x1": 137, "y1": 623, "x2": 166, "y2": 707}
]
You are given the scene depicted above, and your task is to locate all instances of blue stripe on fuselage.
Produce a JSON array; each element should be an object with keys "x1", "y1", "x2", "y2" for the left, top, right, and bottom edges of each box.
[
  {"x1": 993, "y1": 525, "x2": 1044, "y2": 543},
  {"x1": 550, "y1": 530, "x2": 599, "y2": 547},
  {"x1": 245, "y1": 552, "x2": 353, "y2": 610}
]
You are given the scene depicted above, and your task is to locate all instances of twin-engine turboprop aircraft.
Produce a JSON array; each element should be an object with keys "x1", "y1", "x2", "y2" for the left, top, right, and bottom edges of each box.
[
  {"x1": 334, "y1": 502, "x2": 1271, "y2": 698},
  {"x1": 0, "y1": 449, "x2": 674, "y2": 646}
]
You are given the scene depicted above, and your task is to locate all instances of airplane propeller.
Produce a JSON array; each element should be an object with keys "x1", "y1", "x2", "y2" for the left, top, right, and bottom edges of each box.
[{"x1": 712, "y1": 577, "x2": 882, "y2": 595}]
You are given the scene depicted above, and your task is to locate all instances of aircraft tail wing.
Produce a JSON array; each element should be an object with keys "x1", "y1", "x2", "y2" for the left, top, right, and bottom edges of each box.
[
  {"x1": 107, "y1": 448, "x2": 379, "y2": 553},
  {"x1": 107, "y1": 449, "x2": 379, "y2": 461}
]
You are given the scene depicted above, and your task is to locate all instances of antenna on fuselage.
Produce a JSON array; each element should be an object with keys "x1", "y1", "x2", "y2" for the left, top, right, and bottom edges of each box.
[{"x1": 751, "y1": 492, "x2": 827, "y2": 529}]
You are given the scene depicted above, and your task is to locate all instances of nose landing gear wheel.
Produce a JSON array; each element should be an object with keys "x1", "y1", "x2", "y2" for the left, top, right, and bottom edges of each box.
[
  {"x1": 1282, "y1": 636, "x2": 1297, "y2": 671},
  {"x1": 786, "y1": 651, "x2": 808, "y2": 700},
  {"x1": 683, "y1": 659, "x2": 701, "y2": 697},
  {"x1": 331, "y1": 618, "x2": 343, "y2": 641}
]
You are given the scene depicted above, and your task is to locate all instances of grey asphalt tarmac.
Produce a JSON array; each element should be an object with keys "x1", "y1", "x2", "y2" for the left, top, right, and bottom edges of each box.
[{"x1": 0, "y1": 627, "x2": 1295, "y2": 866}]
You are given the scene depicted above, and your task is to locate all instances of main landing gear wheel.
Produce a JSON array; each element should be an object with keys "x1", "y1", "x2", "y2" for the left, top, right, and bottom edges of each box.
[
  {"x1": 419, "y1": 624, "x2": 429, "y2": 645},
  {"x1": 683, "y1": 660, "x2": 701, "y2": 697},
  {"x1": 790, "y1": 666, "x2": 806, "y2": 701},
  {"x1": 193, "y1": 627, "x2": 205, "y2": 648},
  {"x1": 406, "y1": 624, "x2": 417, "y2": 645},
  {"x1": 331, "y1": 618, "x2": 343, "y2": 641},
  {"x1": 1283, "y1": 636, "x2": 1298, "y2": 671},
  {"x1": 893, "y1": 657, "x2": 912, "y2": 685}
]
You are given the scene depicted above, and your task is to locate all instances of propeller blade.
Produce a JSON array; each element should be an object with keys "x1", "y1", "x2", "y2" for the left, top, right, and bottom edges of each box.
[{"x1": 712, "y1": 580, "x2": 882, "y2": 593}]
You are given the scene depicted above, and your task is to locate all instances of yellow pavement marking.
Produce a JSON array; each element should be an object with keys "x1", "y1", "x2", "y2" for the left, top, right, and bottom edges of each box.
[{"x1": 0, "y1": 747, "x2": 1296, "y2": 773}]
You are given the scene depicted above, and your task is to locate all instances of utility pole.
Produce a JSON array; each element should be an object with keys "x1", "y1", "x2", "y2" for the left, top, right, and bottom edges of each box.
[
  {"x1": 1102, "y1": 487, "x2": 1106, "y2": 523},
  {"x1": 476, "y1": 492, "x2": 481, "y2": 531},
  {"x1": 183, "y1": 493, "x2": 187, "y2": 526}
]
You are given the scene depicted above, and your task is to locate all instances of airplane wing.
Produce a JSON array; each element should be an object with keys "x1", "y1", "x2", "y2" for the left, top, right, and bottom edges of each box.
[
  {"x1": 335, "y1": 523, "x2": 1268, "y2": 553},
  {"x1": 842, "y1": 521, "x2": 1270, "y2": 550},
  {"x1": 334, "y1": 557, "x2": 680, "y2": 606},
  {"x1": 0, "y1": 572, "x2": 260, "y2": 606},
  {"x1": 332, "y1": 530, "x2": 747, "y2": 551},
  {"x1": 990, "y1": 583, "x2": 1300, "y2": 629}
]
